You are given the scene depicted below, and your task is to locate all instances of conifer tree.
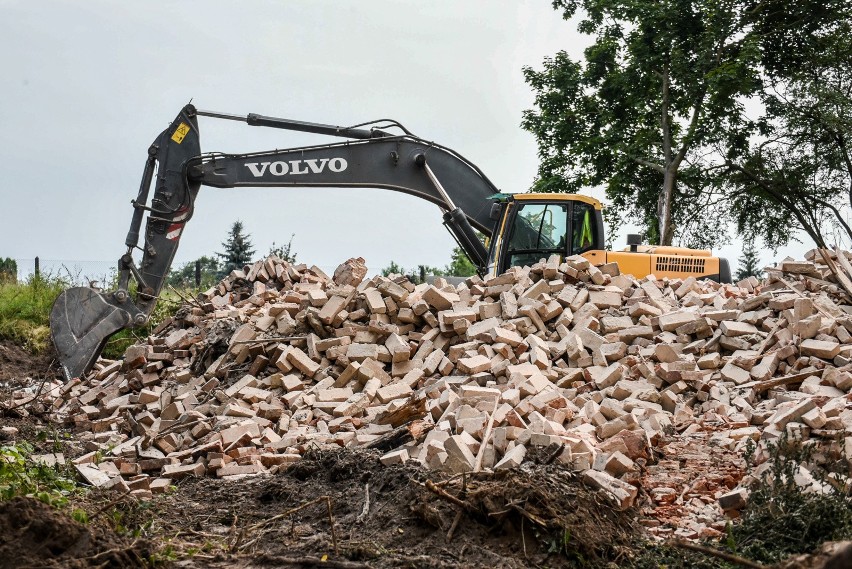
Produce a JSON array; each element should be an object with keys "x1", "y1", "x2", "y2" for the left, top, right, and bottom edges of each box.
[
  {"x1": 735, "y1": 240, "x2": 762, "y2": 281},
  {"x1": 217, "y1": 220, "x2": 255, "y2": 276}
]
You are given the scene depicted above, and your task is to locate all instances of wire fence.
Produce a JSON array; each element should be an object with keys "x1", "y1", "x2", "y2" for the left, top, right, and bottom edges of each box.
[
  {"x1": 13, "y1": 258, "x2": 117, "y2": 287},
  {"x1": 6, "y1": 257, "x2": 385, "y2": 289}
]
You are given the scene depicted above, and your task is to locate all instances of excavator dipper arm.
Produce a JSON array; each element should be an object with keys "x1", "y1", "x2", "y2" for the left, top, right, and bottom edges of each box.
[{"x1": 51, "y1": 104, "x2": 500, "y2": 380}]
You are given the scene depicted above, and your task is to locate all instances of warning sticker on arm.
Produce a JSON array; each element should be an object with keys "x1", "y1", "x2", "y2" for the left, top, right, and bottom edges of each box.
[{"x1": 171, "y1": 123, "x2": 190, "y2": 144}]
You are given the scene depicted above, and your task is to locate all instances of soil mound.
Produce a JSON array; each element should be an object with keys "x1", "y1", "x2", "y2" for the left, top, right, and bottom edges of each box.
[
  {"x1": 0, "y1": 340, "x2": 61, "y2": 384},
  {"x1": 0, "y1": 497, "x2": 150, "y2": 569},
  {"x1": 146, "y1": 448, "x2": 635, "y2": 568}
]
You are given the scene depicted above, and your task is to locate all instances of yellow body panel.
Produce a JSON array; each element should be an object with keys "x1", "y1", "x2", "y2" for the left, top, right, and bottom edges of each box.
[
  {"x1": 622, "y1": 245, "x2": 712, "y2": 257},
  {"x1": 586, "y1": 249, "x2": 722, "y2": 280}
]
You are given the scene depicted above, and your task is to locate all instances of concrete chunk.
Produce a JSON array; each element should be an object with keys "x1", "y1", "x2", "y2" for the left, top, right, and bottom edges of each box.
[{"x1": 582, "y1": 469, "x2": 637, "y2": 510}]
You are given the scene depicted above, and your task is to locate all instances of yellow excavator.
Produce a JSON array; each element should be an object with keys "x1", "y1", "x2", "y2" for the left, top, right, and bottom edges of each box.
[{"x1": 50, "y1": 104, "x2": 730, "y2": 380}]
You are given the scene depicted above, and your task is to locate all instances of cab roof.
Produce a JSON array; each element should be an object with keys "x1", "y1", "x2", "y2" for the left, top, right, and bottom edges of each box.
[{"x1": 490, "y1": 192, "x2": 603, "y2": 210}]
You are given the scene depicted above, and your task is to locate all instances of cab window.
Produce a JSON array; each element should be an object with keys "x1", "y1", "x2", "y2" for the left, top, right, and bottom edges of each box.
[
  {"x1": 571, "y1": 202, "x2": 596, "y2": 254},
  {"x1": 506, "y1": 203, "x2": 568, "y2": 268}
]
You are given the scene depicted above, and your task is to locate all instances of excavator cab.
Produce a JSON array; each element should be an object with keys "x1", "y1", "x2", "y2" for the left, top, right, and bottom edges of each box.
[{"x1": 486, "y1": 193, "x2": 606, "y2": 276}]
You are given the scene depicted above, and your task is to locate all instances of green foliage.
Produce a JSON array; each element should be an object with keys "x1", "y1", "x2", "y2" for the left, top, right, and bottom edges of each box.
[
  {"x1": 523, "y1": 0, "x2": 763, "y2": 247},
  {"x1": 216, "y1": 220, "x2": 256, "y2": 277},
  {"x1": 729, "y1": 436, "x2": 852, "y2": 564},
  {"x1": 734, "y1": 240, "x2": 762, "y2": 281},
  {"x1": 0, "y1": 258, "x2": 16, "y2": 284},
  {"x1": 380, "y1": 261, "x2": 438, "y2": 284},
  {"x1": 381, "y1": 247, "x2": 476, "y2": 283},
  {"x1": 0, "y1": 274, "x2": 66, "y2": 352},
  {"x1": 443, "y1": 247, "x2": 477, "y2": 277},
  {"x1": 150, "y1": 543, "x2": 178, "y2": 563},
  {"x1": 523, "y1": 0, "x2": 849, "y2": 250},
  {"x1": 166, "y1": 255, "x2": 220, "y2": 289},
  {"x1": 725, "y1": 11, "x2": 852, "y2": 250},
  {"x1": 269, "y1": 234, "x2": 298, "y2": 263},
  {"x1": 381, "y1": 260, "x2": 407, "y2": 278},
  {"x1": 0, "y1": 442, "x2": 80, "y2": 506}
]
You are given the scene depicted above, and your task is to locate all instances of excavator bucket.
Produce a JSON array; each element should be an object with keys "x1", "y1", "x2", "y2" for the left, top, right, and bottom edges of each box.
[{"x1": 50, "y1": 287, "x2": 133, "y2": 381}]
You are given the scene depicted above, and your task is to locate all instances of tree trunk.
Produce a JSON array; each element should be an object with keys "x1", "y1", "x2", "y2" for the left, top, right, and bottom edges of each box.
[
  {"x1": 657, "y1": 67, "x2": 676, "y2": 247},
  {"x1": 658, "y1": 167, "x2": 676, "y2": 246}
]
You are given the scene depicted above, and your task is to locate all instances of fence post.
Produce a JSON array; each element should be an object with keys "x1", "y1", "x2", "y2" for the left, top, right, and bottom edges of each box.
[
  {"x1": 195, "y1": 260, "x2": 201, "y2": 287},
  {"x1": 34, "y1": 256, "x2": 40, "y2": 279}
]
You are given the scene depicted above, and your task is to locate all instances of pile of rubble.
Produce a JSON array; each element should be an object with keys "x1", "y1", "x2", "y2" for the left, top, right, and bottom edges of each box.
[{"x1": 18, "y1": 252, "x2": 852, "y2": 539}]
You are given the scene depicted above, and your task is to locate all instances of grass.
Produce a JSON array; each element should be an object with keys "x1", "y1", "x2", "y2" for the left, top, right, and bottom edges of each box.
[
  {"x1": 0, "y1": 272, "x2": 197, "y2": 358},
  {"x1": 0, "y1": 274, "x2": 66, "y2": 353}
]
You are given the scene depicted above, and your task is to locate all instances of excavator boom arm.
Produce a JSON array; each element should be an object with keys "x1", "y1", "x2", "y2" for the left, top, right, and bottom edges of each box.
[
  {"x1": 189, "y1": 138, "x2": 496, "y2": 232},
  {"x1": 51, "y1": 104, "x2": 500, "y2": 380}
]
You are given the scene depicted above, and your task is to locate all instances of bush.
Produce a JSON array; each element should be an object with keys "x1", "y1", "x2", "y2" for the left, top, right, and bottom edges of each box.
[
  {"x1": 0, "y1": 258, "x2": 16, "y2": 284},
  {"x1": 729, "y1": 436, "x2": 852, "y2": 564}
]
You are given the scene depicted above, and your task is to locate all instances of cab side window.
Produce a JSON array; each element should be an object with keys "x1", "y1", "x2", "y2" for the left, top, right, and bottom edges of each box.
[{"x1": 572, "y1": 202, "x2": 596, "y2": 254}]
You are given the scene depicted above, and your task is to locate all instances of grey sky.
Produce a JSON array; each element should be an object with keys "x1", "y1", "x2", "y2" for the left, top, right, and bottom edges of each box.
[{"x1": 1, "y1": 0, "x2": 805, "y2": 277}]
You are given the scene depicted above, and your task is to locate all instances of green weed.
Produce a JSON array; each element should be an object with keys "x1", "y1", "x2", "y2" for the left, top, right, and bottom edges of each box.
[
  {"x1": 729, "y1": 435, "x2": 852, "y2": 564},
  {"x1": 0, "y1": 441, "x2": 81, "y2": 506}
]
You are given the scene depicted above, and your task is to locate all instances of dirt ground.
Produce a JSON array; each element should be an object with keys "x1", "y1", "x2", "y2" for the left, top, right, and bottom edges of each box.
[
  {"x1": 0, "y1": 497, "x2": 152, "y2": 569},
  {"x1": 0, "y1": 339, "x2": 62, "y2": 384},
  {"x1": 3, "y1": 343, "x2": 851, "y2": 569},
  {"x1": 99, "y1": 448, "x2": 633, "y2": 569}
]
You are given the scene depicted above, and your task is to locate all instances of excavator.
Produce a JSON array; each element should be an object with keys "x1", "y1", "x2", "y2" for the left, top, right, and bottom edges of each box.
[{"x1": 50, "y1": 104, "x2": 731, "y2": 381}]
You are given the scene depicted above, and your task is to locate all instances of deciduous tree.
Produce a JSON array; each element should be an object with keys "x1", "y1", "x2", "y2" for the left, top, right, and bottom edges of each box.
[
  {"x1": 523, "y1": 0, "x2": 762, "y2": 247},
  {"x1": 726, "y1": 9, "x2": 852, "y2": 250}
]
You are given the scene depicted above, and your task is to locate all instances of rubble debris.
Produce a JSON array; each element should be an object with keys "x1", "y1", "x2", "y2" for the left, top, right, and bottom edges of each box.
[{"x1": 15, "y1": 249, "x2": 852, "y2": 539}]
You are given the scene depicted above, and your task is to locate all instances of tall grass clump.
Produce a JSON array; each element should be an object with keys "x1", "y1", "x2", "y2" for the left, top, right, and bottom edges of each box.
[
  {"x1": 0, "y1": 264, "x2": 200, "y2": 358},
  {"x1": 0, "y1": 274, "x2": 66, "y2": 352}
]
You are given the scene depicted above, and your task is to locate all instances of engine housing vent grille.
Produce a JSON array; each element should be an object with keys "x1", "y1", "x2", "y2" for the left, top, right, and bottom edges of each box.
[{"x1": 655, "y1": 255, "x2": 706, "y2": 274}]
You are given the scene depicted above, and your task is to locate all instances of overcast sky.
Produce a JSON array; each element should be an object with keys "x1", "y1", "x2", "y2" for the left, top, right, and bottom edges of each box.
[{"x1": 1, "y1": 0, "x2": 805, "y2": 278}]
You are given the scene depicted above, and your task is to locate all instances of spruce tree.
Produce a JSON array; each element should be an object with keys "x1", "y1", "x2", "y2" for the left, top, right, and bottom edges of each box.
[
  {"x1": 735, "y1": 240, "x2": 762, "y2": 281},
  {"x1": 217, "y1": 221, "x2": 255, "y2": 276}
]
